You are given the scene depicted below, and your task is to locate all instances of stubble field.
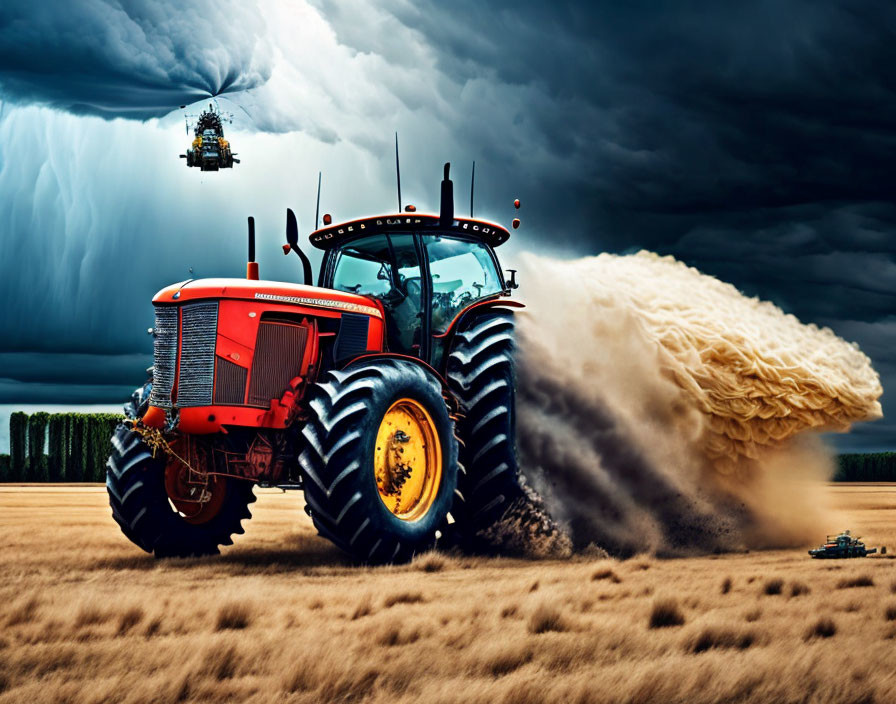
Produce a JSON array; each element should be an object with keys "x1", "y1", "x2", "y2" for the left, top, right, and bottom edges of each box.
[{"x1": 1, "y1": 484, "x2": 895, "y2": 704}]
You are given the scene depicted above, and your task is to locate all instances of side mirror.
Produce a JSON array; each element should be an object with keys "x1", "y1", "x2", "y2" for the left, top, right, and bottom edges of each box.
[
  {"x1": 285, "y1": 208, "x2": 313, "y2": 286},
  {"x1": 286, "y1": 209, "x2": 299, "y2": 249},
  {"x1": 505, "y1": 269, "x2": 519, "y2": 290}
]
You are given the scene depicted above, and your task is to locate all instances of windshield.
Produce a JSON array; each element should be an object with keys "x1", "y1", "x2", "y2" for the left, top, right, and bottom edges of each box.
[
  {"x1": 425, "y1": 236, "x2": 502, "y2": 333},
  {"x1": 329, "y1": 232, "x2": 503, "y2": 345},
  {"x1": 332, "y1": 234, "x2": 421, "y2": 295},
  {"x1": 332, "y1": 233, "x2": 423, "y2": 355}
]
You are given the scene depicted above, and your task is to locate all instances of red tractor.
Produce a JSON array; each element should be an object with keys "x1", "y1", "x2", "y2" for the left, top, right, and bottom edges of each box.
[{"x1": 107, "y1": 164, "x2": 525, "y2": 563}]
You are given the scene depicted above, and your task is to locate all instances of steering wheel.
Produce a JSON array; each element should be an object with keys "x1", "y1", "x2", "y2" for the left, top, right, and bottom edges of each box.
[
  {"x1": 454, "y1": 290, "x2": 473, "y2": 307},
  {"x1": 378, "y1": 275, "x2": 418, "y2": 308},
  {"x1": 403, "y1": 276, "x2": 422, "y2": 300}
]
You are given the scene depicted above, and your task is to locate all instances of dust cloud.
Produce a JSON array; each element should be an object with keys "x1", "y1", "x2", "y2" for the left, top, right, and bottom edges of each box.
[{"x1": 509, "y1": 251, "x2": 882, "y2": 556}]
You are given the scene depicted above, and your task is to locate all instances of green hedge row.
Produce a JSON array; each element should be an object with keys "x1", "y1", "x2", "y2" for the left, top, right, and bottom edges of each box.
[
  {"x1": 4, "y1": 412, "x2": 124, "y2": 482},
  {"x1": 834, "y1": 452, "x2": 896, "y2": 482}
]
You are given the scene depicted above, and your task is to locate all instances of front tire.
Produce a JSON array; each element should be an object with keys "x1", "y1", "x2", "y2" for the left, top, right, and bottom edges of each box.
[
  {"x1": 299, "y1": 359, "x2": 458, "y2": 564},
  {"x1": 107, "y1": 379, "x2": 255, "y2": 558}
]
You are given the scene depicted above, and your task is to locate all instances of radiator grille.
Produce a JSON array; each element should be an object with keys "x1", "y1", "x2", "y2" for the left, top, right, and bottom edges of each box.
[
  {"x1": 334, "y1": 313, "x2": 370, "y2": 362},
  {"x1": 176, "y1": 302, "x2": 219, "y2": 407},
  {"x1": 150, "y1": 306, "x2": 178, "y2": 409},
  {"x1": 215, "y1": 357, "x2": 248, "y2": 405},
  {"x1": 248, "y1": 322, "x2": 308, "y2": 407}
]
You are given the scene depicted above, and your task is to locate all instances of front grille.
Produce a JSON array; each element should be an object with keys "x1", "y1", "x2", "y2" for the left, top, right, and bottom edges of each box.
[
  {"x1": 150, "y1": 306, "x2": 178, "y2": 409},
  {"x1": 176, "y1": 302, "x2": 219, "y2": 407},
  {"x1": 248, "y1": 322, "x2": 308, "y2": 406},
  {"x1": 215, "y1": 357, "x2": 248, "y2": 405},
  {"x1": 149, "y1": 302, "x2": 218, "y2": 410}
]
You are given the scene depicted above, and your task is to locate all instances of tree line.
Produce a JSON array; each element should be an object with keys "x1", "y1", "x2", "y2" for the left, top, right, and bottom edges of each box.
[
  {"x1": 1, "y1": 413, "x2": 894, "y2": 483},
  {"x1": 834, "y1": 452, "x2": 896, "y2": 482},
  {"x1": 0, "y1": 412, "x2": 124, "y2": 482}
]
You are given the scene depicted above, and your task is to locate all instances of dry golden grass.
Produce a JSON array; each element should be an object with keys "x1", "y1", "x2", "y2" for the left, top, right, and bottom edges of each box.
[
  {"x1": 648, "y1": 598, "x2": 686, "y2": 629},
  {"x1": 0, "y1": 483, "x2": 895, "y2": 703},
  {"x1": 762, "y1": 578, "x2": 784, "y2": 596},
  {"x1": 836, "y1": 574, "x2": 874, "y2": 589}
]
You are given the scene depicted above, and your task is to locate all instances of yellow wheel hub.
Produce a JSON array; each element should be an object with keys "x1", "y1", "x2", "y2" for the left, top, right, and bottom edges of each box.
[{"x1": 374, "y1": 398, "x2": 442, "y2": 521}]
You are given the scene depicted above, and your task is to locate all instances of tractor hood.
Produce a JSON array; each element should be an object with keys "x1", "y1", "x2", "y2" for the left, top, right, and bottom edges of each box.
[{"x1": 153, "y1": 278, "x2": 384, "y2": 319}]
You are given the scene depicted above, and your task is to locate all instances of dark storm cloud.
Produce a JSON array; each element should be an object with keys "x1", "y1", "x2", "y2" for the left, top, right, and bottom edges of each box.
[
  {"x1": 0, "y1": 1, "x2": 271, "y2": 118},
  {"x1": 0, "y1": 379, "x2": 137, "y2": 404},
  {"x1": 315, "y1": 0, "x2": 896, "y2": 449},
  {"x1": 1, "y1": 1, "x2": 894, "y2": 450},
  {"x1": 0, "y1": 352, "x2": 150, "y2": 387},
  {"x1": 331, "y1": 0, "x2": 896, "y2": 243}
]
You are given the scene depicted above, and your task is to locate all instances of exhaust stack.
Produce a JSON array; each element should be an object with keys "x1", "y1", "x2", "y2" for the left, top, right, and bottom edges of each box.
[
  {"x1": 440, "y1": 162, "x2": 454, "y2": 226},
  {"x1": 247, "y1": 216, "x2": 259, "y2": 280}
]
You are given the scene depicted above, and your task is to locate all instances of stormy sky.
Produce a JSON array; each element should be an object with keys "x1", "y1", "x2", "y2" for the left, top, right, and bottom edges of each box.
[{"x1": 0, "y1": 0, "x2": 893, "y2": 451}]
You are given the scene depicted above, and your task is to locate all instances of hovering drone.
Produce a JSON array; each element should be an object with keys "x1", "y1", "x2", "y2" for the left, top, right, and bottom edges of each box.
[{"x1": 180, "y1": 101, "x2": 239, "y2": 171}]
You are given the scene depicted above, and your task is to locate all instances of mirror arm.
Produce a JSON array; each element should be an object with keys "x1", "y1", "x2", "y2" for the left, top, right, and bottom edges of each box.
[
  {"x1": 285, "y1": 208, "x2": 314, "y2": 286},
  {"x1": 284, "y1": 243, "x2": 313, "y2": 286}
]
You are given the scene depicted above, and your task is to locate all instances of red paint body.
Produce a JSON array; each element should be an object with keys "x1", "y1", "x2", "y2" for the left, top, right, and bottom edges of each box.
[
  {"x1": 150, "y1": 278, "x2": 386, "y2": 434},
  {"x1": 141, "y1": 212, "x2": 521, "y2": 489}
]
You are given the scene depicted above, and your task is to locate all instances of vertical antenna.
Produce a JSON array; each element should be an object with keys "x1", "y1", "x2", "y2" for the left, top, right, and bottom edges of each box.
[
  {"x1": 470, "y1": 161, "x2": 476, "y2": 217},
  {"x1": 395, "y1": 132, "x2": 402, "y2": 212},
  {"x1": 314, "y1": 171, "x2": 322, "y2": 230}
]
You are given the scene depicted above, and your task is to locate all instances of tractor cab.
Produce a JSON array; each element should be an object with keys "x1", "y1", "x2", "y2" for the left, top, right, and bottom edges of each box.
[{"x1": 309, "y1": 165, "x2": 516, "y2": 368}]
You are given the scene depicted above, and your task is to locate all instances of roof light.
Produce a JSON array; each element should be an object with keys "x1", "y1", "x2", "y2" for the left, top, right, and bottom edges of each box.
[
  {"x1": 512, "y1": 218, "x2": 521, "y2": 229},
  {"x1": 323, "y1": 213, "x2": 332, "y2": 225},
  {"x1": 404, "y1": 204, "x2": 416, "y2": 212}
]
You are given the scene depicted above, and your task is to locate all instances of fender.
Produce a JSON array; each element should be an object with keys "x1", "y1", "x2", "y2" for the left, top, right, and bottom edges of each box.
[
  {"x1": 339, "y1": 352, "x2": 461, "y2": 415},
  {"x1": 340, "y1": 351, "x2": 449, "y2": 390},
  {"x1": 434, "y1": 297, "x2": 524, "y2": 341}
]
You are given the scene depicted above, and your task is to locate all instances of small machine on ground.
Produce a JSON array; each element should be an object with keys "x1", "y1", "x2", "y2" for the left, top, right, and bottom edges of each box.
[
  {"x1": 107, "y1": 163, "x2": 525, "y2": 563},
  {"x1": 809, "y1": 530, "x2": 877, "y2": 558},
  {"x1": 180, "y1": 103, "x2": 239, "y2": 171}
]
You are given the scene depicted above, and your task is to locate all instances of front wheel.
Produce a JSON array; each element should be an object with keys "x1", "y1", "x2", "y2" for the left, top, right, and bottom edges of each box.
[
  {"x1": 107, "y1": 379, "x2": 256, "y2": 557},
  {"x1": 299, "y1": 359, "x2": 458, "y2": 564}
]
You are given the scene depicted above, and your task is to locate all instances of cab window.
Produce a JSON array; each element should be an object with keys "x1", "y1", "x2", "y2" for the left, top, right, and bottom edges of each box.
[
  {"x1": 425, "y1": 237, "x2": 503, "y2": 333},
  {"x1": 332, "y1": 235, "x2": 393, "y2": 297},
  {"x1": 331, "y1": 234, "x2": 423, "y2": 355}
]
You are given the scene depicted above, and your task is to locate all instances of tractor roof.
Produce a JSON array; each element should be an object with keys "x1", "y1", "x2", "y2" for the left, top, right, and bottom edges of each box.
[{"x1": 308, "y1": 213, "x2": 511, "y2": 250}]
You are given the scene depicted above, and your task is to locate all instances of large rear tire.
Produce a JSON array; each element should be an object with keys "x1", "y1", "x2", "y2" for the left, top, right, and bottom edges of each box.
[
  {"x1": 299, "y1": 359, "x2": 457, "y2": 564},
  {"x1": 107, "y1": 378, "x2": 255, "y2": 558},
  {"x1": 446, "y1": 311, "x2": 526, "y2": 546}
]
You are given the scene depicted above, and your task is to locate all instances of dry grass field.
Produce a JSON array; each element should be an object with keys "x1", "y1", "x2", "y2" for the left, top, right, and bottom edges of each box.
[{"x1": 1, "y1": 484, "x2": 895, "y2": 704}]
